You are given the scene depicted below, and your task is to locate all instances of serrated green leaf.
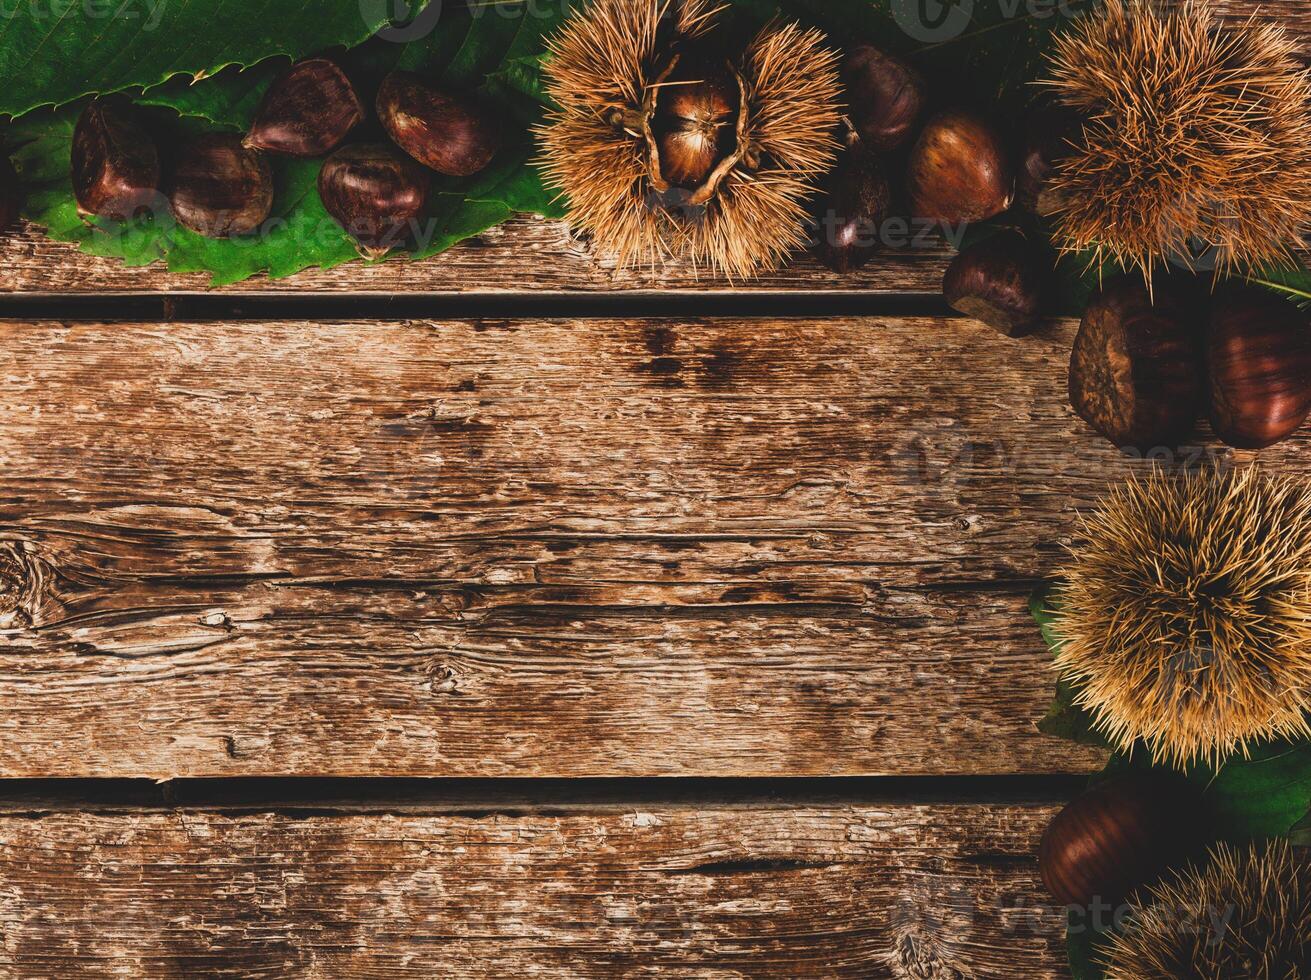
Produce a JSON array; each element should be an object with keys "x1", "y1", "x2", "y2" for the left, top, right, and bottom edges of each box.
[
  {"x1": 1250, "y1": 266, "x2": 1311, "y2": 312},
  {"x1": 1066, "y1": 907, "x2": 1110, "y2": 980},
  {"x1": 0, "y1": 0, "x2": 408, "y2": 118},
  {"x1": 1031, "y1": 583, "x2": 1115, "y2": 748}
]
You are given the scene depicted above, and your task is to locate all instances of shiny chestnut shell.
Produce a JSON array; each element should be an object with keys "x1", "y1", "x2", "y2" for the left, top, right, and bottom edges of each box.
[
  {"x1": 942, "y1": 234, "x2": 1048, "y2": 337},
  {"x1": 169, "y1": 134, "x2": 273, "y2": 237},
  {"x1": 1068, "y1": 276, "x2": 1202, "y2": 450},
  {"x1": 377, "y1": 71, "x2": 501, "y2": 177},
  {"x1": 71, "y1": 99, "x2": 161, "y2": 221},
  {"x1": 654, "y1": 57, "x2": 738, "y2": 189},
  {"x1": 815, "y1": 145, "x2": 891, "y2": 274},
  {"x1": 1039, "y1": 775, "x2": 1201, "y2": 908},
  {"x1": 1207, "y1": 284, "x2": 1311, "y2": 449},
  {"x1": 842, "y1": 44, "x2": 923, "y2": 152},
  {"x1": 318, "y1": 142, "x2": 431, "y2": 258},
  {"x1": 0, "y1": 155, "x2": 20, "y2": 232},
  {"x1": 245, "y1": 57, "x2": 364, "y2": 157},
  {"x1": 907, "y1": 110, "x2": 1013, "y2": 226}
]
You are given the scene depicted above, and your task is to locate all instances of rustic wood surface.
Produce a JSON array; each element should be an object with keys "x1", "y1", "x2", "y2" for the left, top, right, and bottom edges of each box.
[
  {"x1": 2, "y1": 4, "x2": 1307, "y2": 977},
  {"x1": 6, "y1": 313, "x2": 1308, "y2": 779},
  {"x1": 0, "y1": 801, "x2": 1068, "y2": 979}
]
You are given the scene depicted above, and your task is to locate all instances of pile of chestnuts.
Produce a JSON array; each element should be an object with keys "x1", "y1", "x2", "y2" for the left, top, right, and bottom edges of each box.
[
  {"x1": 69, "y1": 55, "x2": 502, "y2": 256},
  {"x1": 1069, "y1": 276, "x2": 1311, "y2": 452},
  {"x1": 814, "y1": 42, "x2": 1043, "y2": 328}
]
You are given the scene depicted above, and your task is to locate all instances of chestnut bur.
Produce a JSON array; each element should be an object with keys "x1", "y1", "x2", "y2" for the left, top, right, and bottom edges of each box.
[
  {"x1": 1039, "y1": 776, "x2": 1201, "y2": 908},
  {"x1": 245, "y1": 57, "x2": 364, "y2": 157},
  {"x1": 1068, "y1": 275, "x2": 1202, "y2": 450},
  {"x1": 842, "y1": 44, "x2": 923, "y2": 152},
  {"x1": 654, "y1": 56, "x2": 738, "y2": 190},
  {"x1": 814, "y1": 145, "x2": 891, "y2": 274},
  {"x1": 943, "y1": 234, "x2": 1048, "y2": 337},
  {"x1": 0, "y1": 155, "x2": 20, "y2": 233},
  {"x1": 1207, "y1": 284, "x2": 1311, "y2": 449},
  {"x1": 72, "y1": 99, "x2": 161, "y2": 221},
  {"x1": 319, "y1": 142, "x2": 431, "y2": 258},
  {"x1": 169, "y1": 134, "x2": 273, "y2": 237},
  {"x1": 377, "y1": 72, "x2": 500, "y2": 177},
  {"x1": 907, "y1": 110, "x2": 1013, "y2": 226}
]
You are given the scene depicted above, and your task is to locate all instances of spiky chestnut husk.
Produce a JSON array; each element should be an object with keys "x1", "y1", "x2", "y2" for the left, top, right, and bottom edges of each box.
[
  {"x1": 1052, "y1": 469, "x2": 1311, "y2": 769},
  {"x1": 1043, "y1": 0, "x2": 1311, "y2": 278},
  {"x1": 1104, "y1": 840, "x2": 1311, "y2": 979},
  {"x1": 536, "y1": 0, "x2": 842, "y2": 279}
]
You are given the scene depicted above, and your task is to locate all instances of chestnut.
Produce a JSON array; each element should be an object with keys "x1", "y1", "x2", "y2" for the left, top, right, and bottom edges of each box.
[
  {"x1": 814, "y1": 144, "x2": 891, "y2": 274},
  {"x1": 71, "y1": 99, "x2": 161, "y2": 221},
  {"x1": 245, "y1": 57, "x2": 364, "y2": 157},
  {"x1": 655, "y1": 57, "x2": 738, "y2": 189},
  {"x1": 842, "y1": 44, "x2": 923, "y2": 152},
  {"x1": 1068, "y1": 275, "x2": 1202, "y2": 450},
  {"x1": 318, "y1": 142, "x2": 431, "y2": 258},
  {"x1": 0, "y1": 155, "x2": 20, "y2": 233},
  {"x1": 1207, "y1": 284, "x2": 1311, "y2": 449},
  {"x1": 1039, "y1": 775, "x2": 1202, "y2": 908},
  {"x1": 906, "y1": 110, "x2": 1013, "y2": 226},
  {"x1": 1016, "y1": 102, "x2": 1081, "y2": 216},
  {"x1": 377, "y1": 71, "x2": 501, "y2": 177},
  {"x1": 942, "y1": 233, "x2": 1048, "y2": 337},
  {"x1": 169, "y1": 134, "x2": 273, "y2": 237}
]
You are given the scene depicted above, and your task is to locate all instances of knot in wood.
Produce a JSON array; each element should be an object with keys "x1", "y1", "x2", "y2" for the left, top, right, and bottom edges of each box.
[{"x1": 0, "y1": 541, "x2": 49, "y2": 629}]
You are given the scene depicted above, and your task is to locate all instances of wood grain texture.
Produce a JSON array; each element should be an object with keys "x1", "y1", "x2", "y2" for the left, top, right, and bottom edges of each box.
[
  {"x1": 0, "y1": 0, "x2": 1303, "y2": 296},
  {"x1": 8, "y1": 314, "x2": 1311, "y2": 779},
  {"x1": 0, "y1": 802, "x2": 1070, "y2": 979}
]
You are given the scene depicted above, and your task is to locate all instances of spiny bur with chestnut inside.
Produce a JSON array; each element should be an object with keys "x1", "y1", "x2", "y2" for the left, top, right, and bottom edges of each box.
[{"x1": 537, "y1": 0, "x2": 843, "y2": 279}]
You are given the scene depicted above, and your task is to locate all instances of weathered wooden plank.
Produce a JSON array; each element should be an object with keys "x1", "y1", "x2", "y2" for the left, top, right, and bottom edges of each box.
[
  {"x1": 5, "y1": 314, "x2": 1304, "y2": 778},
  {"x1": 0, "y1": 0, "x2": 1302, "y2": 296},
  {"x1": 0, "y1": 802, "x2": 1069, "y2": 979},
  {"x1": 0, "y1": 216, "x2": 956, "y2": 294}
]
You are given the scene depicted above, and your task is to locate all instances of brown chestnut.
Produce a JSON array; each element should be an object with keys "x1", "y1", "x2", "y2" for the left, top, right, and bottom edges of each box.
[
  {"x1": 245, "y1": 57, "x2": 364, "y2": 157},
  {"x1": 842, "y1": 44, "x2": 923, "y2": 152},
  {"x1": 319, "y1": 142, "x2": 431, "y2": 258},
  {"x1": 655, "y1": 57, "x2": 738, "y2": 189},
  {"x1": 906, "y1": 110, "x2": 1013, "y2": 226},
  {"x1": 1039, "y1": 775, "x2": 1201, "y2": 908},
  {"x1": 1069, "y1": 275, "x2": 1202, "y2": 450},
  {"x1": 814, "y1": 145, "x2": 891, "y2": 274},
  {"x1": 1016, "y1": 103, "x2": 1081, "y2": 216},
  {"x1": 377, "y1": 71, "x2": 501, "y2": 177},
  {"x1": 942, "y1": 234, "x2": 1048, "y2": 337},
  {"x1": 71, "y1": 99, "x2": 161, "y2": 221},
  {"x1": 169, "y1": 134, "x2": 273, "y2": 237},
  {"x1": 0, "y1": 155, "x2": 20, "y2": 233},
  {"x1": 1207, "y1": 284, "x2": 1311, "y2": 449}
]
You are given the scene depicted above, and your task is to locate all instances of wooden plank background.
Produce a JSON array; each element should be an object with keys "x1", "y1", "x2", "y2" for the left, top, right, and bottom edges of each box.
[
  {"x1": 2, "y1": 1, "x2": 1308, "y2": 976},
  {"x1": 0, "y1": 800, "x2": 1068, "y2": 978}
]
